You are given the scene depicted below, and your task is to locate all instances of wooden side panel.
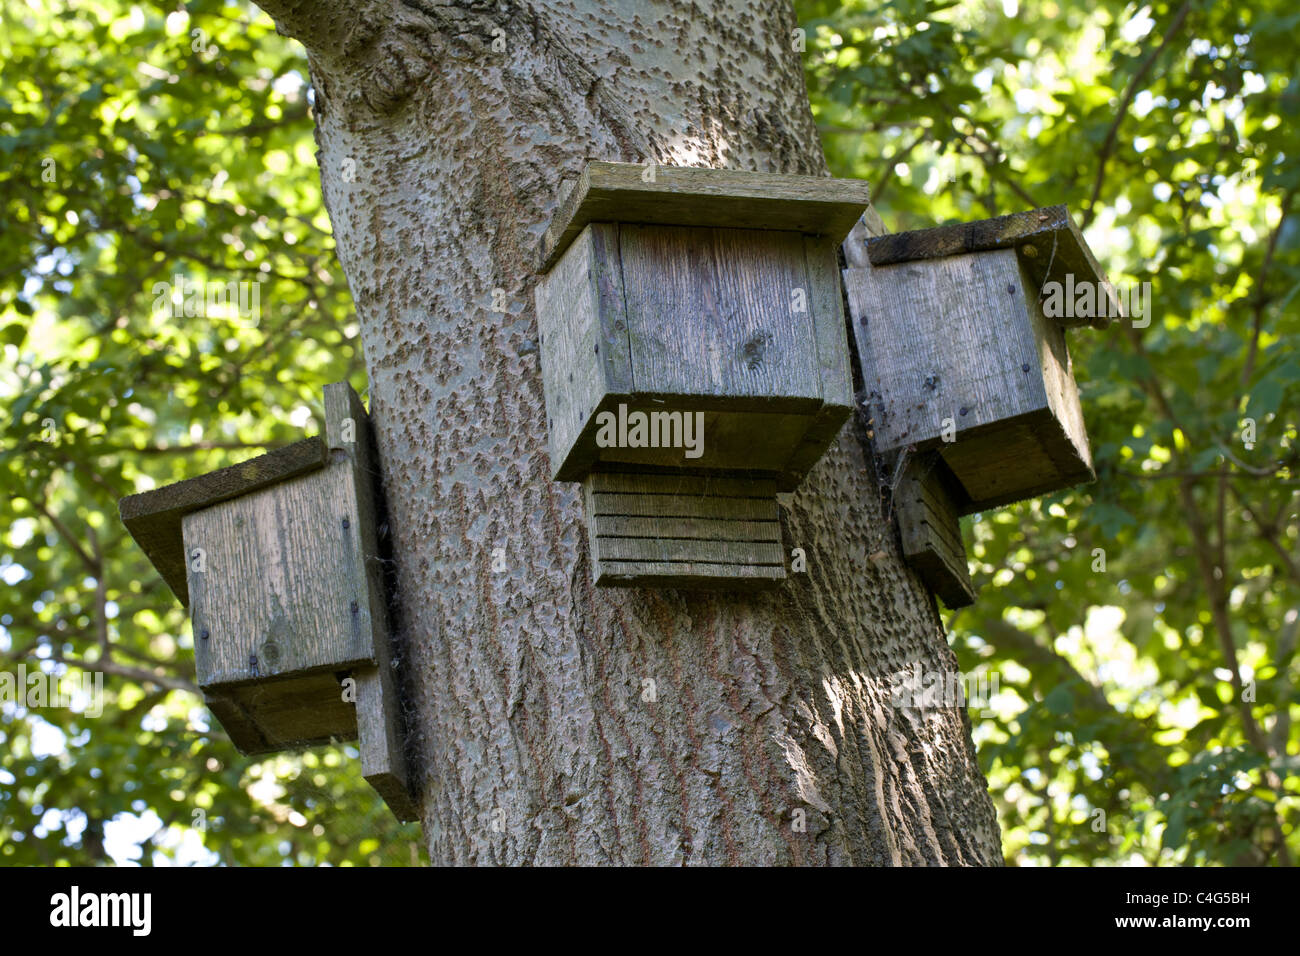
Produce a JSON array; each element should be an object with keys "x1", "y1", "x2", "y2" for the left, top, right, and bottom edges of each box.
[
  {"x1": 846, "y1": 249, "x2": 1046, "y2": 455},
  {"x1": 586, "y1": 405, "x2": 816, "y2": 478},
  {"x1": 185, "y1": 456, "x2": 376, "y2": 689},
  {"x1": 210, "y1": 673, "x2": 359, "y2": 755},
  {"x1": 204, "y1": 691, "x2": 272, "y2": 754},
  {"x1": 938, "y1": 257, "x2": 1094, "y2": 509},
  {"x1": 536, "y1": 224, "x2": 631, "y2": 480},
  {"x1": 619, "y1": 225, "x2": 822, "y2": 404},
  {"x1": 583, "y1": 473, "x2": 785, "y2": 589},
  {"x1": 1023, "y1": 255, "x2": 1093, "y2": 477},
  {"x1": 119, "y1": 437, "x2": 328, "y2": 606},
  {"x1": 804, "y1": 235, "x2": 854, "y2": 410},
  {"x1": 940, "y1": 410, "x2": 1094, "y2": 513},
  {"x1": 780, "y1": 235, "x2": 853, "y2": 485},
  {"x1": 895, "y1": 455, "x2": 976, "y2": 609},
  {"x1": 539, "y1": 222, "x2": 853, "y2": 491},
  {"x1": 324, "y1": 382, "x2": 419, "y2": 823}
]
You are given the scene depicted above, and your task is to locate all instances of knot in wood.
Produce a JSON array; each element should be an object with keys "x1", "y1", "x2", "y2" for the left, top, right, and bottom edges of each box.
[
  {"x1": 260, "y1": 641, "x2": 281, "y2": 669},
  {"x1": 740, "y1": 330, "x2": 774, "y2": 371}
]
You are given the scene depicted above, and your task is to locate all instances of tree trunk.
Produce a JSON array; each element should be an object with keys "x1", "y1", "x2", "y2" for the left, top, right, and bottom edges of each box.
[{"x1": 255, "y1": 0, "x2": 1002, "y2": 865}]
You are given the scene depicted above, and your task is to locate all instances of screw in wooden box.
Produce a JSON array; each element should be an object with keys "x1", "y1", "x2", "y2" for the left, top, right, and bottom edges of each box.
[
  {"x1": 533, "y1": 162, "x2": 873, "y2": 588},
  {"x1": 118, "y1": 383, "x2": 417, "y2": 822}
]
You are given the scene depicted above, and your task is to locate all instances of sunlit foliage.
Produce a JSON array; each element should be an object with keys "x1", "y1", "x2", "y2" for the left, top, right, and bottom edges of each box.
[{"x1": 1, "y1": 0, "x2": 1295, "y2": 865}]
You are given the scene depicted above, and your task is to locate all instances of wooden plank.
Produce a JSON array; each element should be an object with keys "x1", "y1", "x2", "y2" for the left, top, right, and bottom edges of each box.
[
  {"x1": 583, "y1": 407, "x2": 819, "y2": 484},
  {"x1": 778, "y1": 234, "x2": 853, "y2": 486},
  {"x1": 938, "y1": 257, "x2": 1093, "y2": 510},
  {"x1": 586, "y1": 472, "x2": 778, "y2": 498},
  {"x1": 582, "y1": 471, "x2": 787, "y2": 588},
  {"x1": 804, "y1": 235, "x2": 854, "y2": 410},
  {"x1": 324, "y1": 382, "x2": 419, "y2": 823},
  {"x1": 900, "y1": 488, "x2": 965, "y2": 559},
  {"x1": 594, "y1": 561, "x2": 785, "y2": 590},
  {"x1": 780, "y1": 404, "x2": 850, "y2": 490},
  {"x1": 846, "y1": 249, "x2": 1047, "y2": 456},
  {"x1": 588, "y1": 492, "x2": 778, "y2": 521},
  {"x1": 940, "y1": 409, "x2": 1095, "y2": 513},
  {"x1": 842, "y1": 213, "x2": 888, "y2": 269},
  {"x1": 538, "y1": 162, "x2": 872, "y2": 272},
  {"x1": 894, "y1": 454, "x2": 976, "y2": 609},
  {"x1": 863, "y1": 205, "x2": 1118, "y2": 329},
  {"x1": 204, "y1": 691, "x2": 271, "y2": 755},
  {"x1": 185, "y1": 460, "x2": 376, "y2": 688},
  {"x1": 536, "y1": 224, "x2": 628, "y2": 480},
  {"x1": 119, "y1": 437, "x2": 328, "y2": 606},
  {"x1": 592, "y1": 515, "x2": 780, "y2": 541},
  {"x1": 356, "y1": 666, "x2": 418, "y2": 822},
  {"x1": 589, "y1": 224, "x2": 635, "y2": 393},
  {"x1": 619, "y1": 225, "x2": 822, "y2": 404},
  {"x1": 594, "y1": 536, "x2": 784, "y2": 565},
  {"x1": 225, "y1": 672, "x2": 359, "y2": 753}
]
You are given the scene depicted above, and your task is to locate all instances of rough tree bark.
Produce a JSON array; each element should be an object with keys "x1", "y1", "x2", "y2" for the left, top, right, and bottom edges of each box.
[{"x1": 254, "y1": 0, "x2": 1003, "y2": 865}]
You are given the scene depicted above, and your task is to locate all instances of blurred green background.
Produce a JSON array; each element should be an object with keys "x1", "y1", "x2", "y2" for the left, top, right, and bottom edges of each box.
[{"x1": 1, "y1": 0, "x2": 1296, "y2": 865}]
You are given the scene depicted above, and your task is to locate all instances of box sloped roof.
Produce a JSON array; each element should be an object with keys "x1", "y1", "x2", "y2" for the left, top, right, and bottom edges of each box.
[{"x1": 537, "y1": 161, "x2": 873, "y2": 272}]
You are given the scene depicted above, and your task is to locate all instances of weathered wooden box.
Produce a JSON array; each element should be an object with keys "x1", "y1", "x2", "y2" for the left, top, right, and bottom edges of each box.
[
  {"x1": 846, "y1": 205, "x2": 1115, "y2": 514},
  {"x1": 119, "y1": 383, "x2": 416, "y2": 821},
  {"x1": 535, "y1": 162, "x2": 872, "y2": 588}
]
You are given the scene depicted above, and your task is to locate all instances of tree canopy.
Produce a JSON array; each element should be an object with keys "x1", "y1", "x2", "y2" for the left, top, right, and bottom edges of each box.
[{"x1": 1, "y1": 0, "x2": 1296, "y2": 865}]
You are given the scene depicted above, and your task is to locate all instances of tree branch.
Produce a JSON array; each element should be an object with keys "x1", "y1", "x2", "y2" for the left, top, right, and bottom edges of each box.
[
  {"x1": 1243, "y1": 187, "x2": 1297, "y2": 386},
  {"x1": 1082, "y1": 0, "x2": 1193, "y2": 227},
  {"x1": 51, "y1": 651, "x2": 198, "y2": 695}
]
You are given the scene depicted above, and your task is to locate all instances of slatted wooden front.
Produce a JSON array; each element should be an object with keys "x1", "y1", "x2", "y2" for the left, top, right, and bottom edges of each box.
[
  {"x1": 582, "y1": 473, "x2": 786, "y2": 588},
  {"x1": 894, "y1": 455, "x2": 976, "y2": 609}
]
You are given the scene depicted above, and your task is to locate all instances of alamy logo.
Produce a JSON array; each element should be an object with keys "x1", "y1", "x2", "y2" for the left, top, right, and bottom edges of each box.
[
  {"x1": 1041, "y1": 273, "x2": 1151, "y2": 328},
  {"x1": 0, "y1": 665, "x2": 103, "y2": 717},
  {"x1": 594, "y1": 404, "x2": 705, "y2": 459},
  {"x1": 890, "y1": 661, "x2": 999, "y2": 715},
  {"x1": 49, "y1": 886, "x2": 151, "y2": 936},
  {"x1": 151, "y1": 274, "x2": 262, "y2": 327}
]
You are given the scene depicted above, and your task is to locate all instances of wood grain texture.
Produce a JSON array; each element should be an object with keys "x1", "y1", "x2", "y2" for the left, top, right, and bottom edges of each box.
[
  {"x1": 538, "y1": 161, "x2": 872, "y2": 272},
  {"x1": 781, "y1": 234, "x2": 853, "y2": 486},
  {"x1": 620, "y1": 225, "x2": 822, "y2": 402},
  {"x1": 184, "y1": 459, "x2": 376, "y2": 688},
  {"x1": 539, "y1": 222, "x2": 852, "y2": 490},
  {"x1": 584, "y1": 472, "x2": 784, "y2": 588},
  {"x1": 119, "y1": 437, "x2": 328, "y2": 606},
  {"x1": 863, "y1": 205, "x2": 1118, "y2": 329},
  {"x1": 324, "y1": 381, "x2": 419, "y2": 822},
  {"x1": 848, "y1": 249, "x2": 1046, "y2": 452},
  {"x1": 582, "y1": 406, "x2": 815, "y2": 480},
  {"x1": 536, "y1": 224, "x2": 629, "y2": 480},
  {"x1": 894, "y1": 455, "x2": 976, "y2": 609},
  {"x1": 207, "y1": 673, "x2": 359, "y2": 755},
  {"x1": 846, "y1": 248, "x2": 1093, "y2": 510},
  {"x1": 169, "y1": 383, "x2": 415, "y2": 821},
  {"x1": 938, "y1": 256, "x2": 1095, "y2": 510}
]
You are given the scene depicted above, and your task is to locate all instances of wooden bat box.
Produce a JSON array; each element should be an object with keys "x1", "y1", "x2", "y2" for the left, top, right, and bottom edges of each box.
[
  {"x1": 840, "y1": 207, "x2": 1120, "y2": 610},
  {"x1": 534, "y1": 162, "x2": 872, "y2": 588},
  {"x1": 847, "y1": 206, "x2": 1116, "y2": 515},
  {"x1": 119, "y1": 382, "x2": 417, "y2": 822}
]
